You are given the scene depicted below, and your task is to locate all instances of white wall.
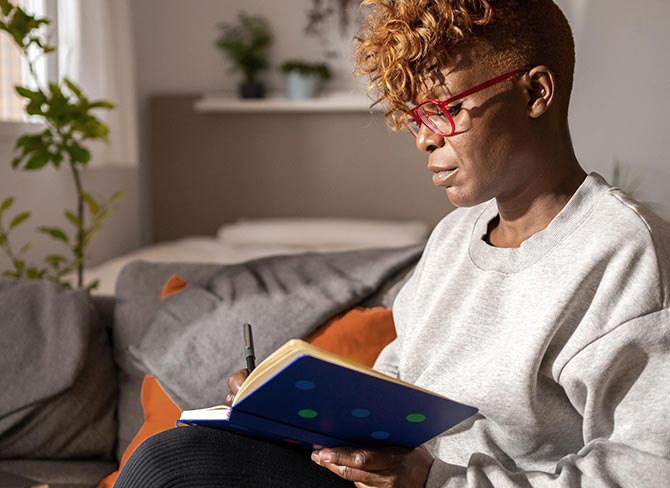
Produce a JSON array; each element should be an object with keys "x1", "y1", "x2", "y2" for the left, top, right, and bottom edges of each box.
[
  {"x1": 558, "y1": 0, "x2": 670, "y2": 219},
  {"x1": 131, "y1": 0, "x2": 363, "y2": 97}
]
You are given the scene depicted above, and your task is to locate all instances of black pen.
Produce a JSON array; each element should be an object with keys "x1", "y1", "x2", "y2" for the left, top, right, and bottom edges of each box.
[{"x1": 243, "y1": 323, "x2": 256, "y2": 373}]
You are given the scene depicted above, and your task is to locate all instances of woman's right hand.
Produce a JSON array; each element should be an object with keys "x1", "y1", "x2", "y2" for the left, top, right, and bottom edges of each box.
[{"x1": 225, "y1": 368, "x2": 249, "y2": 406}]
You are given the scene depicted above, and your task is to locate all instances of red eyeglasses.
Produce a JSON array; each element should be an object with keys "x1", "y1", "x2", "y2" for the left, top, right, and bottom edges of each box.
[{"x1": 407, "y1": 67, "x2": 528, "y2": 138}]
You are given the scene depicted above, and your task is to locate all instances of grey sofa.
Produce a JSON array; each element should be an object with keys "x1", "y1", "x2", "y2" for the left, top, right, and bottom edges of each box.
[
  {"x1": 0, "y1": 294, "x2": 118, "y2": 488},
  {"x1": 0, "y1": 252, "x2": 415, "y2": 488}
]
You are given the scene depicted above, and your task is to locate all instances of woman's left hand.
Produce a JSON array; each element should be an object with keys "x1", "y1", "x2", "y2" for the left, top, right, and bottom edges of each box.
[{"x1": 311, "y1": 445, "x2": 434, "y2": 488}]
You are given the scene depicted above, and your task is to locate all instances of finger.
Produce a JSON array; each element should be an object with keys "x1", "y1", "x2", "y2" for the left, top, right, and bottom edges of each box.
[
  {"x1": 227, "y1": 369, "x2": 249, "y2": 394},
  {"x1": 225, "y1": 369, "x2": 249, "y2": 405},
  {"x1": 315, "y1": 447, "x2": 402, "y2": 471},
  {"x1": 312, "y1": 453, "x2": 381, "y2": 485}
]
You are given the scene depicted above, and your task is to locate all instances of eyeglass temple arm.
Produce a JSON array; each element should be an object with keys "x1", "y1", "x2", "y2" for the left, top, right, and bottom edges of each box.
[{"x1": 445, "y1": 68, "x2": 528, "y2": 104}]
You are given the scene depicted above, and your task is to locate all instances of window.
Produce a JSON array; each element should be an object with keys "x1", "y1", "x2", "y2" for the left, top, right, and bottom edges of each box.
[{"x1": 0, "y1": 0, "x2": 54, "y2": 123}]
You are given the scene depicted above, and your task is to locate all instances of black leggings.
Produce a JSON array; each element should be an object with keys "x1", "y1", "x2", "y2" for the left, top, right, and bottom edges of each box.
[{"x1": 114, "y1": 426, "x2": 355, "y2": 488}]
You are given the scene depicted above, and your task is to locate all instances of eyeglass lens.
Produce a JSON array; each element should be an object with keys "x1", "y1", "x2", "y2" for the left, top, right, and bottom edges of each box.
[{"x1": 407, "y1": 104, "x2": 462, "y2": 137}]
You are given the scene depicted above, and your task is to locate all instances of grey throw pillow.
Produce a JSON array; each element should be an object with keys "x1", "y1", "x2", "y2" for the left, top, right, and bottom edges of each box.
[{"x1": 0, "y1": 279, "x2": 116, "y2": 460}]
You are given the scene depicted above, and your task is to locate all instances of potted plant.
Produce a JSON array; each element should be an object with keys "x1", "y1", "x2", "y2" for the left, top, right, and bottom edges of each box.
[
  {"x1": 279, "y1": 60, "x2": 332, "y2": 99},
  {"x1": 0, "y1": 1, "x2": 123, "y2": 289},
  {"x1": 215, "y1": 12, "x2": 272, "y2": 99}
]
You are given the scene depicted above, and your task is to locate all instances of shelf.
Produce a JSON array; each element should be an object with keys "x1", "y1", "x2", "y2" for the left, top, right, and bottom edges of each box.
[{"x1": 193, "y1": 90, "x2": 383, "y2": 113}]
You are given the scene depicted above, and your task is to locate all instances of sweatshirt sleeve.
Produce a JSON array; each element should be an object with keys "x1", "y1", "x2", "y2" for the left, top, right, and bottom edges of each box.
[{"x1": 425, "y1": 308, "x2": 670, "y2": 488}]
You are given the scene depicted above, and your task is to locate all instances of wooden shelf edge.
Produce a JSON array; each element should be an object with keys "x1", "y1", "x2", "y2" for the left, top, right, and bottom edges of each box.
[{"x1": 193, "y1": 91, "x2": 383, "y2": 113}]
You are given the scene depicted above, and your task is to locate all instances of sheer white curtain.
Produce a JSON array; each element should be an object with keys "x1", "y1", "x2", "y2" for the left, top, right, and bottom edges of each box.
[{"x1": 58, "y1": 0, "x2": 138, "y2": 168}]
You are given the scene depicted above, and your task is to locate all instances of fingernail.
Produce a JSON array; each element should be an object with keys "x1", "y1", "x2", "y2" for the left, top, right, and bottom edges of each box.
[
  {"x1": 319, "y1": 451, "x2": 333, "y2": 463},
  {"x1": 311, "y1": 451, "x2": 321, "y2": 464}
]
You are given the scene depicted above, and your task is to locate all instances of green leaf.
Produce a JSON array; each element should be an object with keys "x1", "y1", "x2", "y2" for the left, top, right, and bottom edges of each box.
[
  {"x1": 65, "y1": 210, "x2": 81, "y2": 228},
  {"x1": 66, "y1": 143, "x2": 91, "y2": 164},
  {"x1": 38, "y1": 226, "x2": 68, "y2": 243},
  {"x1": 9, "y1": 211, "x2": 30, "y2": 230},
  {"x1": 15, "y1": 86, "x2": 41, "y2": 101},
  {"x1": 16, "y1": 133, "x2": 38, "y2": 149},
  {"x1": 26, "y1": 267, "x2": 46, "y2": 279},
  {"x1": 89, "y1": 100, "x2": 115, "y2": 110},
  {"x1": 45, "y1": 254, "x2": 67, "y2": 268},
  {"x1": 81, "y1": 192, "x2": 100, "y2": 216},
  {"x1": 94, "y1": 207, "x2": 111, "y2": 225},
  {"x1": 108, "y1": 190, "x2": 126, "y2": 204},
  {"x1": 82, "y1": 227, "x2": 100, "y2": 247},
  {"x1": 18, "y1": 243, "x2": 31, "y2": 255},
  {"x1": 0, "y1": 196, "x2": 14, "y2": 212},
  {"x1": 0, "y1": 0, "x2": 12, "y2": 16},
  {"x1": 64, "y1": 78, "x2": 83, "y2": 99},
  {"x1": 25, "y1": 150, "x2": 50, "y2": 170},
  {"x1": 86, "y1": 279, "x2": 100, "y2": 290},
  {"x1": 0, "y1": 234, "x2": 6, "y2": 246},
  {"x1": 48, "y1": 82, "x2": 64, "y2": 100}
]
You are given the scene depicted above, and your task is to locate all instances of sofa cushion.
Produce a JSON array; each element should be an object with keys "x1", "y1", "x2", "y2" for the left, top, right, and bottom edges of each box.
[{"x1": 0, "y1": 279, "x2": 116, "y2": 460}]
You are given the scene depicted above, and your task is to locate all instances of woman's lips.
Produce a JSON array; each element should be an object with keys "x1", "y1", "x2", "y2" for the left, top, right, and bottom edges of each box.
[{"x1": 432, "y1": 168, "x2": 458, "y2": 186}]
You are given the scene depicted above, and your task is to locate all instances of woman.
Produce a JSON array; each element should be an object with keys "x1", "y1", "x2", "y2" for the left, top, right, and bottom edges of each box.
[{"x1": 117, "y1": 0, "x2": 670, "y2": 486}]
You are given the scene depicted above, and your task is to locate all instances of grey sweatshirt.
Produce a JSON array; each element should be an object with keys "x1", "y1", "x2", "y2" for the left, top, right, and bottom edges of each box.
[{"x1": 374, "y1": 173, "x2": 670, "y2": 487}]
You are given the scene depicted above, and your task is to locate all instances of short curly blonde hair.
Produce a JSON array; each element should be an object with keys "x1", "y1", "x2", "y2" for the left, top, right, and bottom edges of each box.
[{"x1": 355, "y1": 0, "x2": 575, "y2": 129}]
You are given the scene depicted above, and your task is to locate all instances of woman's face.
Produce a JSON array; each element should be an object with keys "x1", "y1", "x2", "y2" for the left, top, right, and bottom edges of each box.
[{"x1": 414, "y1": 61, "x2": 537, "y2": 208}]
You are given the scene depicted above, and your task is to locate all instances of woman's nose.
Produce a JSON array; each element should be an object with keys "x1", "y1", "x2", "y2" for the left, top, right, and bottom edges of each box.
[{"x1": 415, "y1": 124, "x2": 446, "y2": 153}]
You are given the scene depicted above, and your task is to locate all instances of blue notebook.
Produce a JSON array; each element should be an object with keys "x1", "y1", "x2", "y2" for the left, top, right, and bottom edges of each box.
[{"x1": 179, "y1": 339, "x2": 477, "y2": 449}]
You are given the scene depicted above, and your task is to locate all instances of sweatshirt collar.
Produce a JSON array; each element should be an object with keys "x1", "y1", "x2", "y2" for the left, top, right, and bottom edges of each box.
[{"x1": 468, "y1": 172, "x2": 606, "y2": 273}]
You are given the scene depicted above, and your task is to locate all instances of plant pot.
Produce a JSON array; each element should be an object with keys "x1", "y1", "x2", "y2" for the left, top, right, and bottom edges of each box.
[
  {"x1": 239, "y1": 80, "x2": 265, "y2": 99},
  {"x1": 285, "y1": 71, "x2": 322, "y2": 99}
]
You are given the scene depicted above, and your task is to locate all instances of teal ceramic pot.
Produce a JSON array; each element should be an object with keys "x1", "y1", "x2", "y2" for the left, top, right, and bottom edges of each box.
[{"x1": 285, "y1": 71, "x2": 322, "y2": 99}]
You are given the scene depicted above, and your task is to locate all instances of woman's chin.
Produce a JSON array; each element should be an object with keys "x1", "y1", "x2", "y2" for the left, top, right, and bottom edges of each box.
[{"x1": 444, "y1": 187, "x2": 482, "y2": 208}]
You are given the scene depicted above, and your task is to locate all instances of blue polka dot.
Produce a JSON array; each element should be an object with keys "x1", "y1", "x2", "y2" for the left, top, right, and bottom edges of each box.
[
  {"x1": 371, "y1": 431, "x2": 390, "y2": 440},
  {"x1": 351, "y1": 408, "x2": 371, "y2": 418},
  {"x1": 294, "y1": 380, "x2": 316, "y2": 390}
]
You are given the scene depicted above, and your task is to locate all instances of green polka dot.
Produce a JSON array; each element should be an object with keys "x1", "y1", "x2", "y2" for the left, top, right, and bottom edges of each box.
[
  {"x1": 405, "y1": 413, "x2": 426, "y2": 423},
  {"x1": 298, "y1": 409, "x2": 318, "y2": 419}
]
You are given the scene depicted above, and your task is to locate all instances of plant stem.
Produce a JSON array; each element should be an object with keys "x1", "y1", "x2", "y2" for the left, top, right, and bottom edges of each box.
[{"x1": 68, "y1": 159, "x2": 84, "y2": 288}]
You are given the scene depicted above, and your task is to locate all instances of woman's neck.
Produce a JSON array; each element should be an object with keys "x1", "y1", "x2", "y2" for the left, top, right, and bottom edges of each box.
[{"x1": 488, "y1": 162, "x2": 587, "y2": 248}]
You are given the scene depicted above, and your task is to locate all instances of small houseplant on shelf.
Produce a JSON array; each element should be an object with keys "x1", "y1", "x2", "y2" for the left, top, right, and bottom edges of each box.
[
  {"x1": 279, "y1": 60, "x2": 331, "y2": 99},
  {"x1": 215, "y1": 12, "x2": 272, "y2": 99},
  {"x1": 0, "y1": 0, "x2": 123, "y2": 289}
]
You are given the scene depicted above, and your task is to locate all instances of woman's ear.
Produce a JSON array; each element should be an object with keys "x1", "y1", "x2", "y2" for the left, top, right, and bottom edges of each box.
[{"x1": 524, "y1": 66, "x2": 555, "y2": 118}]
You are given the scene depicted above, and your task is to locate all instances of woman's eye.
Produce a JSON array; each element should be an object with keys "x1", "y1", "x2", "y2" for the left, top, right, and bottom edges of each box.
[{"x1": 446, "y1": 103, "x2": 463, "y2": 117}]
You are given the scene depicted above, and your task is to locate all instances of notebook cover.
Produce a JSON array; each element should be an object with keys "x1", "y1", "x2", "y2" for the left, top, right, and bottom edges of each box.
[{"x1": 232, "y1": 354, "x2": 477, "y2": 448}]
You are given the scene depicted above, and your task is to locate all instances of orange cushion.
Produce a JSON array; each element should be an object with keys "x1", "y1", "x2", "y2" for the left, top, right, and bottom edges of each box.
[
  {"x1": 305, "y1": 306, "x2": 396, "y2": 367},
  {"x1": 160, "y1": 274, "x2": 188, "y2": 300},
  {"x1": 99, "y1": 277, "x2": 396, "y2": 487}
]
